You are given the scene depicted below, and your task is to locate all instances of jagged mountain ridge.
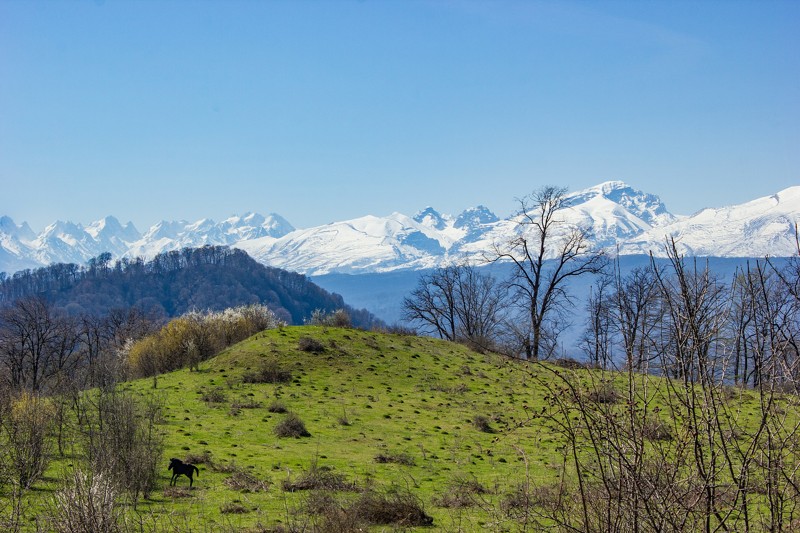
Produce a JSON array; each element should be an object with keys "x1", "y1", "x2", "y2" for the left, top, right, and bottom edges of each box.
[{"x1": 2, "y1": 182, "x2": 798, "y2": 276}]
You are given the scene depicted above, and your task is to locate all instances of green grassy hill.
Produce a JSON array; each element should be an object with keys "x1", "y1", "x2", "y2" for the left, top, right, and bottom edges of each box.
[
  {"x1": 11, "y1": 325, "x2": 798, "y2": 532},
  {"x1": 127, "y1": 325, "x2": 559, "y2": 531}
]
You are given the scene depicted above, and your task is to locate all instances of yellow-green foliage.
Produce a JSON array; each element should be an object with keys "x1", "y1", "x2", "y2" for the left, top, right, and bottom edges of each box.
[
  {"x1": 125, "y1": 305, "x2": 281, "y2": 377},
  {"x1": 10, "y1": 392, "x2": 55, "y2": 430}
]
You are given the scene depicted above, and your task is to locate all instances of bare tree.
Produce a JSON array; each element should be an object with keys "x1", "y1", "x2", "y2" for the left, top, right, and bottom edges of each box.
[
  {"x1": 491, "y1": 186, "x2": 606, "y2": 360},
  {"x1": 0, "y1": 297, "x2": 81, "y2": 393},
  {"x1": 580, "y1": 274, "x2": 614, "y2": 369},
  {"x1": 403, "y1": 264, "x2": 505, "y2": 350},
  {"x1": 611, "y1": 261, "x2": 664, "y2": 372}
]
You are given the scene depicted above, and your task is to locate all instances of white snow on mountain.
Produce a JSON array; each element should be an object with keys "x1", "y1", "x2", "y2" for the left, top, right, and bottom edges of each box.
[
  {"x1": 620, "y1": 185, "x2": 800, "y2": 257},
  {"x1": 1, "y1": 182, "x2": 797, "y2": 276}
]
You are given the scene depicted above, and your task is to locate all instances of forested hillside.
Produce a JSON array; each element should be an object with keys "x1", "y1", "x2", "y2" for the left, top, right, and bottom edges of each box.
[{"x1": 0, "y1": 246, "x2": 379, "y2": 328}]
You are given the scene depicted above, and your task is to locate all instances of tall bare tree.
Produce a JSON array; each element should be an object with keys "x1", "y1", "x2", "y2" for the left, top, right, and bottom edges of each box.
[
  {"x1": 0, "y1": 297, "x2": 80, "y2": 393},
  {"x1": 403, "y1": 264, "x2": 505, "y2": 349},
  {"x1": 491, "y1": 186, "x2": 605, "y2": 360}
]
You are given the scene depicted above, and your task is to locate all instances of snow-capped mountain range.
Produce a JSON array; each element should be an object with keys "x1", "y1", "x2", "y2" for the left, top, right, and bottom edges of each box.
[{"x1": 2, "y1": 181, "x2": 798, "y2": 276}]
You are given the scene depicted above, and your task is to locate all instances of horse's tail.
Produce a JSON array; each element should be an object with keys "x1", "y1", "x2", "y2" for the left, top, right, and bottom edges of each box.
[{"x1": 193, "y1": 465, "x2": 200, "y2": 477}]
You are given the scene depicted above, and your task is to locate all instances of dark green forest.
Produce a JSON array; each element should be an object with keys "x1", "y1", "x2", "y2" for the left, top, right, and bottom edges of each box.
[{"x1": 0, "y1": 246, "x2": 379, "y2": 328}]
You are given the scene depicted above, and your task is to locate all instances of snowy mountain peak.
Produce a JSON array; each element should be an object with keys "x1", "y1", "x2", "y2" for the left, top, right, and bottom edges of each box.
[
  {"x1": 2, "y1": 182, "x2": 798, "y2": 276},
  {"x1": 0, "y1": 216, "x2": 36, "y2": 242},
  {"x1": 413, "y1": 207, "x2": 448, "y2": 230},
  {"x1": 454, "y1": 206, "x2": 499, "y2": 229},
  {"x1": 566, "y1": 181, "x2": 676, "y2": 227}
]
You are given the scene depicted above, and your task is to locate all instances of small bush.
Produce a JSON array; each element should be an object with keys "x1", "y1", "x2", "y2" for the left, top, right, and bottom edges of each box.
[
  {"x1": 163, "y1": 486, "x2": 193, "y2": 499},
  {"x1": 274, "y1": 413, "x2": 311, "y2": 438},
  {"x1": 350, "y1": 489, "x2": 433, "y2": 527},
  {"x1": 242, "y1": 359, "x2": 292, "y2": 384},
  {"x1": 472, "y1": 414, "x2": 495, "y2": 433},
  {"x1": 183, "y1": 450, "x2": 213, "y2": 465},
  {"x1": 374, "y1": 452, "x2": 415, "y2": 466},
  {"x1": 282, "y1": 463, "x2": 357, "y2": 492},
  {"x1": 224, "y1": 470, "x2": 270, "y2": 492},
  {"x1": 201, "y1": 387, "x2": 227, "y2": 403},
  {"x1": 298, "y1": 336, "x2": 325, "y2": 353},
  {"x1": 433, "y1": 475, "x2": 488, "y2": 509},
  {"x1": 231, "y1": 399, "x2": 262, "y2": 410},
  {"x1": 267, "y1": 400, "x2": 288, "y2": 414},
  {"x1": 585, "y1": 382, "x2": 620, "y2": 404},
  {"x1": 308, "y1": 309, "x2": 352, "y2": 328},
  {"x1": 51, "y1": 469, "x2": 120, "y2": 533},
  {"x1": 220, "y1": 501, "x2": 250, "y2": 514}
]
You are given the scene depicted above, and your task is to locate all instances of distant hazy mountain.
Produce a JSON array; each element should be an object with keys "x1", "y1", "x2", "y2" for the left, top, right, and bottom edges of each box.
[{"x1": 2, "y1": 182, "x2": 798, "y2": 276}]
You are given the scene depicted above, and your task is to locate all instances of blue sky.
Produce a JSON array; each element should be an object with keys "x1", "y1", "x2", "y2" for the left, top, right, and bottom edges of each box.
[{"x1": 1, "y1": 0, "x2": 798, "y2": 232}]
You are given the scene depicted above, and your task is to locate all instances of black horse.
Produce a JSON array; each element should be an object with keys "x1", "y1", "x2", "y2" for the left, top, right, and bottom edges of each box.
[{"x1": 168, "y1": 458, "x2": 200, "y2": 487}]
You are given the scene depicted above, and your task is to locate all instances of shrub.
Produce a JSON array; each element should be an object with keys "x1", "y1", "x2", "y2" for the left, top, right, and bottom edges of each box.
[
  {"x1": 201, "y1": 387, "x2": 227, "y2": 403},
  {"x1": 51, "y1": 469, "x2": 120, "y2": 533},
  {"x1": 267, "y1": 400, "x2": 288, "y2": 414},
  {"x1": 350, "y1": 489, "x2": 433, "y2": 527},
  {"x1": 220, "y1": 501, "x2": 249, "y2": 514},
  {"x1": 183, "y1": 450, "x2": 213, "y2": 465},
  {"x1": 5, "y1": 392, "x2": 55, "y2": 490},
  {"x1": 298, "y1": 336, "x2": 325, "y2": 353},
  {"x1": 308, "y1": 309, "x2": 352, "y2": 328},
  {"x1": 433, "y1": 475, "x2": 488, "y2": 509},
  {"x1": 274, "y1": 413, "x2": 311, "y2": 438},
  {"x1": 585, "y1": 382, "x2": 620, "y2": 404},
  {"x1": 223, "y1": 470, "x2": 270, "y2": 492},
  {"x1": 242, "y1": 359, "x2": 292, "y2": 384},
  {"x1": 472, "y1": 414, "x2": 495, "y2": 433},
  {"x1": 282, "y1": 462, "x2": 357, "y2": 492},
  {"x1": 76, "y1": 390, "x2": 164, "y2": 502},
  {"x1": 374, "y1": 452, "x2": 415, "y2": 466}
]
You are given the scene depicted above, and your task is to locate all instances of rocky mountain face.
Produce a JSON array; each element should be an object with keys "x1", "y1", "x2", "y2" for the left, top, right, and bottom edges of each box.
[{"x1": 2, "y1": 182, "x2": 798, "y2": 276}]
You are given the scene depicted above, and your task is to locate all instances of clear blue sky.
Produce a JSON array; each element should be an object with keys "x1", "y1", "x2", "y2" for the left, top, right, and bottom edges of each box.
[{"x1": 1, "y1": 0, "x2": 798, "y2": 232}]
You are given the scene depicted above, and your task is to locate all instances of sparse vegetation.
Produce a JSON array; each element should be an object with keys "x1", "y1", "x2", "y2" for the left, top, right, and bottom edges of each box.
[
  {"x1": 273, "y1": 412, "x2": 311, "y2": 438},
  {"x1": 241, "y1": 359, "x2": 292, "y2": 384},
  {"x1": 297, "y1": 335, "x2": 325, "y2": 353},
  {"x1": 0, "y1": 316, "x2": 797, "y2": 531}
]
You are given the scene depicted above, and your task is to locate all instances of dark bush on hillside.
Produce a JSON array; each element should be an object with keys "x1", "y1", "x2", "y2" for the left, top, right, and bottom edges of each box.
[
  {"x1": 282, "y1": 462, "x2": 357, "y2": 492},
  {"x1": 267, "y1": 400, "x2": 288, "y2": 414},
  {"x1": 433, "y1": 475, "x2": 489, "y2": 508},
  {"x1": 219, "y1": 502, "x2": 249, "y2": 514},
  {"x1": 183, "y1": 450, "x2": 213, "y2": 466},
  {"x1": 242, "y1": 359, "x2": 292, "y2": 384},
  {"x1": 350, "y1": 489, "x2": 433, "y2": 527},
  {"x1": 374, "y1": 452, "x2": 415, "y2": 466},
  {"x1": 201, "y1": 387, "x2": 227, "y2": 404},
  {"x1": 585, "y1": 382, "x2": 620, "y2": 404},
  {"x1": 274, "y1": 413, "x2": 311, "y2": 438},
  {"x1": 472, "y1": 414, "x2": 495, "y2": 433},
  {"x1": 298, "y1": 336, "x2": 325, "y2": 353},
  {"x1": 223, "y1": 470, "x2": 270, "y2": 492}
]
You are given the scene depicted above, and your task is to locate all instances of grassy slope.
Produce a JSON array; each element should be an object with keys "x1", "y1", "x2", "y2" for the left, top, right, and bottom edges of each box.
[
  {"x1": 120, "y1": 326, "x2": 563, "y2": 530},
  {"x1": 26, "y1": 326, "x2": 777, "y2": 531}
]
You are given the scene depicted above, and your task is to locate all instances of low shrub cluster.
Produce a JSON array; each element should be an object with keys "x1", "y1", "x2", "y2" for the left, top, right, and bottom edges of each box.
[
  {"x1": 282, "y1": 463, "x2": 357, "y2": 492},
  {"x1": 126, "y1": 305, "x2": 281, "y2": 377},
  {"x1": 297, "y1": 336, "x2": 325, "y2": 353},
  {"x1": 274, "y1": 413, "x2": 311, "y2": 438},
  {"x1": 241, "y1": 359, "x2": 292, "y2": 384}
]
